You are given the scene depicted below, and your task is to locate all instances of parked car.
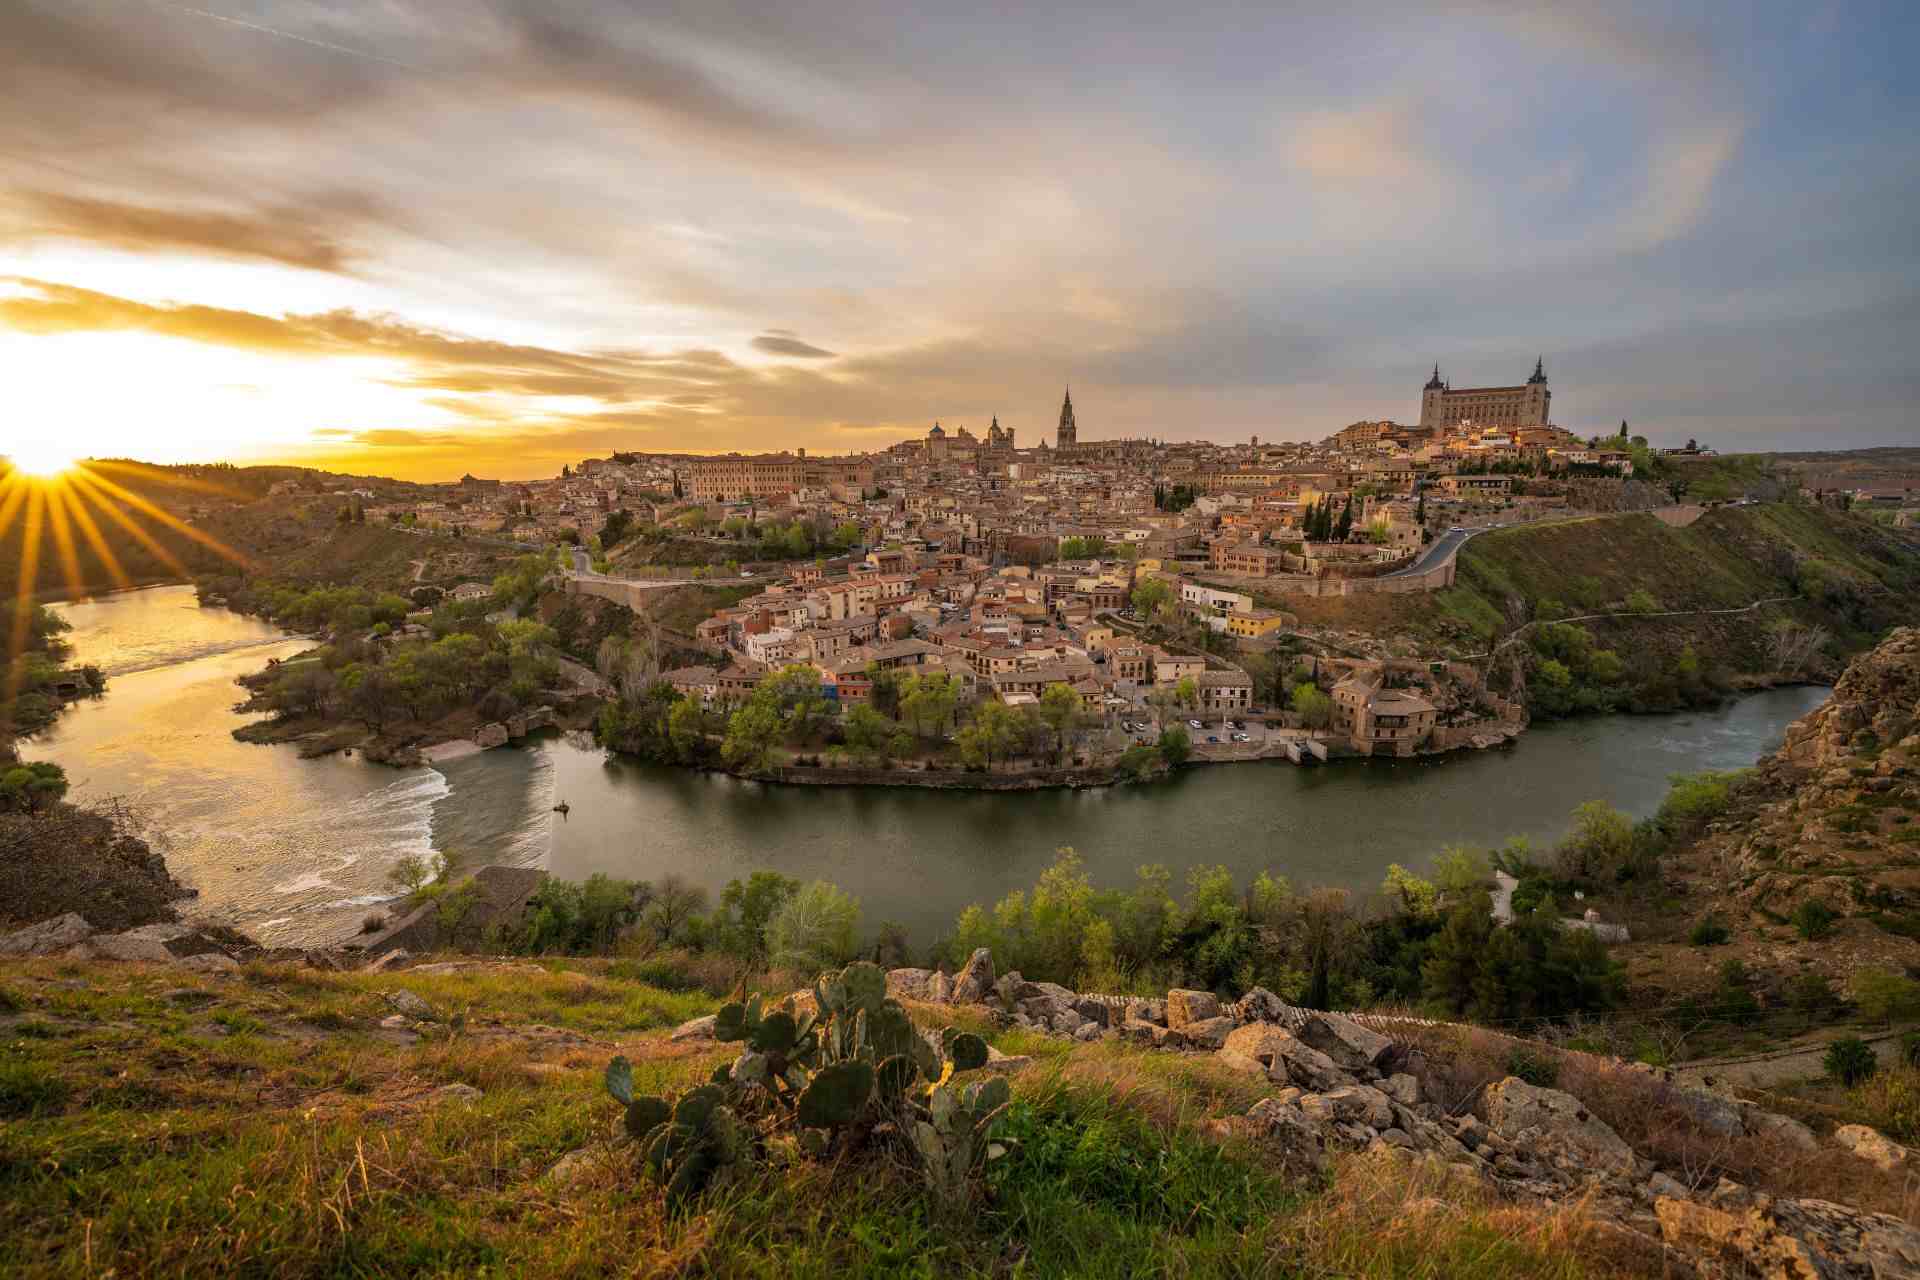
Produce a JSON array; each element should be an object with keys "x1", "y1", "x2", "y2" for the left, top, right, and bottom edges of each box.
[
  {"x1": 1232, "y1": 732, "x2": 1250, "y2": 742},
  {"x1": 1188, "y1": 719, "x2": 1204, "y2": 729},
  {"x1": 1206, "y1": 736, "x2": 1220, "y2": 744}
]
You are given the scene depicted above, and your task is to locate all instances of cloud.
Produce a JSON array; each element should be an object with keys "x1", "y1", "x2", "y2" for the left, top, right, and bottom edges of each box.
[
  {"x1": 751, "y1": 332, "x2": 837, "y2": 358},
  {"x1": 3, "y1": 190, "x2": 358, "y2": 272}
]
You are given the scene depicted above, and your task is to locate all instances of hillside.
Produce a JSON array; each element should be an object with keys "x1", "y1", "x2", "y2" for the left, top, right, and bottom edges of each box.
[
  {"x1": 4, "y1": 927, "x2": 1919, "y2": 1277},
  {"x1": 1638, "y1": 627, "x2": 1920, "y2": 992}
]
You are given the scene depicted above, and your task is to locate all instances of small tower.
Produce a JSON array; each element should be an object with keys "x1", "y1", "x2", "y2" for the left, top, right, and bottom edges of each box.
[
  {"x1": 1420, "y1": 363, "x2": 1448, "y2": 430},
  {"x1": 1056, "y1": 387, "x2": 1077, "y2": 450},
  {"x1": 1526, "y1": 357, "x2": 1550, "y2": 428}
]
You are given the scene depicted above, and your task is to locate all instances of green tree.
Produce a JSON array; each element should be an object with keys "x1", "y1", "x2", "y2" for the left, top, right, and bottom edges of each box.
[
  {"x1": 1175, "y1": 675, "x2": 1199, "y2": 710},
  {"x1": 1037, "y1": 683, "x2": 1084, "y2": 757},
  {"x1": 666, "y1": 696, "x2": 708, "y2": 762},
  {"x1": 1130, "y1": 577, "x2": 1175, "y2": 624},
  {"x1": 957, "y1": 699, "x2": 1021, "y2": 769},
  {"x1": 1556, "y1": 800, "x2": 1635, "y2": 882},
  {"x1": 766, "y1": 880, "x2": 862, "y2": 972},
  {"x1": 721, "y1": 700, "x2": 783, "y2": 771},
  {"x1": 899, "y1": 672, "x2": 960, "y2": 740},
  {"x1": 1290, "y1": 681, "x2": 1332, "y2": 728},
  {"x1": 0, "y1": 761, "x2": 68, "y2": 813},
  {"x1": 711, "y1": 871, "x2": 801, "y2": 969},
  {"x1": 1157, "y1": 725, "x2": 1191, "y2": 766},
  {"x1": 841, "y1": 703, "x2": 894, "y2": 764}
]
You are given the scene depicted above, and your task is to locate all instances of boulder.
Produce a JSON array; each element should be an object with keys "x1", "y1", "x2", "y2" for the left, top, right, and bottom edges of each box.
[
  {"x1": 1222, "y1": 1024, "x2": 1349, "y2": 1092},
  {"x1": 90, "y1": 923, "x2": 193, "y2": 963},
  {"x1": 1246, "y1": 1098, "x2": 1329, "y2": 1169},
  {"x1": 1050, "y1": 1008, "x2": 1086, "y2": 1036},
  {"x1": 981, "y1": 1044, "x2": 1032, "y2": 1075},
  {"x1": 1072, "y1": 1022, "x2": 1104, "y2": 1043},
  {"x1": 1165, "y1": 989, "x2": 1222, "y2": 1029},
  {"x1": 1671, "y1": 1084, "x2": 1746, "y2": 1139},
  {"x1": 430, "y1": 1083, "x2": 484, "y2": 1105},
  {"x1": 0, "y1": 912, "x2": 95, "y2": 957},
  {"x1": 885, "y1": 968, "x2": 934, "y2": 1001},
  {"x1": 1073, "y1": 996, "x2": 1113, "y2": 1028},
  {"x1": 1741, "y1": 1105, "x2": 1818, "y2": 1153},
  {"x1": 951, "y1": 948, "x2": 995, "y2": 1004},
  {"x1": 474, "y1": 722, "x2": 510, "y2": 749},
  {"x1": 385, "y1": 989, "x2": 437, "y2": 1021},
  {"x1": 1235, "y1": 986, "x2": 1293, "y2": 1025},
  {"x1": 670, "y1": 1014, "x2": 717, "y2": 1042},
  {"x1": 363, "y1": 948, "x2": 412, "y2": 973},
  {"x1": 1834, "y1": 1123, "x2": 1910, "y2": 1172},
  {"x1": 1117, "y1": 1018, "x2": 1162, "y2": 1045},
  {"x1": 176, "y1": 953, "x2": 238, "y2": 975},
  {"x1": 1315, "y1": 1083, "x2": 1395, "y2": 1130},
  {"x1": 927, "y1": 971, "x2": 954, "y2": 1003},
  {"x1": 1483, "y1": 1077, "x2": 1635, "y2": 1175},
  {"x1": 1181, "y1": 1016, "x2": 1237, "y2": 1050},
  {"x1": 1656, "y1": 1194, "x2": 1920, "y2": 1280},
  {"x1": 1216, "y1": 1049, "x2": 1268, "y2": 1077},
  {"x1": 1295, "y1": 1013, "x2": 1394, "y2": 1073},
  {"x1": 1124, "y1": 997, "x2": 1167, "y2": 1026},
  {"x1": 1382, "y1": 1073, "x2": 1422, "y2": 1107}
]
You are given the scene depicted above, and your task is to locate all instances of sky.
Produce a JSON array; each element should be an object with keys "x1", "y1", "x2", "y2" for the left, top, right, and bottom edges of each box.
[{"x1": 1, "y1": 0, "x2": 1916, "y2": 481}]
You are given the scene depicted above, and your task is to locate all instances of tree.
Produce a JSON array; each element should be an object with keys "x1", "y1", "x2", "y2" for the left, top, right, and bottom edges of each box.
[
  {"x1": 1381, "y1": 864, "x2": 1439, "y2": 917},
  {"x1": 1556, "y1": 800, "x2": 1635, "y2": 882},
  {"x1": 1037, "y1": 683, "x2": 1083, "y2": 757},
  {"x1": 1175, "y1": 675, "x2": 1199, "y2": 710},
  {"x1": 957, "y1": 699, "x2": 1021, "y2": 769},
  {"x1": 1334, "y1": 495, "x2": 1354, "y2": 541},
  {"x1": 842, "y1": 703, "x2": 894, "y2": 763},
  {"x1": 1130, "y1": 577, "x2": 1175, "y2": 625},
  {"x1": 0, "y1": 761, "x2": 67, "y2": 813},
  {"x1": 766, "y1": 880, "x2": 862, "y2": 972},
  {"x1": 1289, "y1": 681, "x2": 1331, "y2": 728},
  {"x1": 721, "y1": 700, "x2": 783, "y2": 770},
  {"x1": 899, "y1": 672, "x2": 960, "y2": 740},
  {"x1": 1432, "y1": 845, "x2": 1492, "y2": 899},
  {"x1": 666, "y1": 696, "x2": 708, "y2": 762},
  {"x1": 711, "y1": 871, "x2": 801, "y2": 969},
  {"x1": 1157, "y1": 725, "x2": 1191, "y2": 766}
]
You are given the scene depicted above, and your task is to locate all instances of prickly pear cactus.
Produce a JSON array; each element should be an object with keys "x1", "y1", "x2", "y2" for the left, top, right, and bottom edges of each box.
[{"x1": 604, "y1": 1059, "x2": 752, "y2": 1207}]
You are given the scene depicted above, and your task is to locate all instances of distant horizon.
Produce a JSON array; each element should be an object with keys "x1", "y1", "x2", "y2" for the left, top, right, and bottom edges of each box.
[{"x1": 4, "y1": 2, "x2": 1917, "y2": 478}]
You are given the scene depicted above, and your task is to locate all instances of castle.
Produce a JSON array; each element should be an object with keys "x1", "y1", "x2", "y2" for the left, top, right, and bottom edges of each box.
[{"x1": 1419, "y1": 359, "x2": 1552, "y2": 432}]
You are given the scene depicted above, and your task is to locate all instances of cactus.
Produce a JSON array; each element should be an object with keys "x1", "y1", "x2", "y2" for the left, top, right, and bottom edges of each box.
[
  {"x1": 795, "y1": 1059, "x2": 874, "y2": 1129},
  {"x1": 604, "y1": 1061, "x2": 754, "y2": 1207},
  {"x1": 911, "y1": 1073, "x2": 1014, "y2": 1214}
]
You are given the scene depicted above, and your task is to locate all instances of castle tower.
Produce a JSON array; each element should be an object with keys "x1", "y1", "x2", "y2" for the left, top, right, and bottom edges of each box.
[
  {"x1": 1420, "y1": 364, "x2": 1448, "y2": 430},
  {"x1": 1526, "y1": 356, "x2": 1550, "y2": 428},
  {"x1": 1056, "y1": 387, "x2": 1077, "y2": 450}
]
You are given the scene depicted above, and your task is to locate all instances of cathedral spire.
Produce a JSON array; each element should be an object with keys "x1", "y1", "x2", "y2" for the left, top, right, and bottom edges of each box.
[
  {"x1": 1056, "y1": 385, "x2": 1077, "y2": 448},
  {"x1": 1529, "y1": 356, "x2": 1547, "y2": 385},
  {"x1": 1425, "y1": 363, "x2": 1445, "y2": 391}
]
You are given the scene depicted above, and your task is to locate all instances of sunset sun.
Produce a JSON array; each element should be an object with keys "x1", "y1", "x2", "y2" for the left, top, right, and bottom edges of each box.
[{"x1": 4, "y1": 442, "x2": 81, "y2": 477}]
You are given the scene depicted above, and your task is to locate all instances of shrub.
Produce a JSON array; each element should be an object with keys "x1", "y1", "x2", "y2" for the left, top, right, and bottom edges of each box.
[
  {"x1": 1852, "y1": 1068, "x2": 1920, "y2": 1142},
  {"x1": 360, "y1": 912, "x2": 387, "y2": 934},
  {"x1": 1787, "y1": 972, "x2": 1837, "y2": 1016},
  {"x1": 1826, "y1": 1037, "x2": 1878, "y2": 1086},
  {"x1": 1853, "y1": 968, "x2": 1920, "y2": 1023},
  {"x1": 1792, "y1": 900, "x2": 1837, "y2": 940},
  {"x1": 0, "y1": 1061, "x2": 70, "y2": 1119},
  {"x1": 1504, "y1": 1044, "x2": 1559, "y2": 1087},
  {"x1": 1688, "y1": 917, "x2": 1731, "y2": 947}
]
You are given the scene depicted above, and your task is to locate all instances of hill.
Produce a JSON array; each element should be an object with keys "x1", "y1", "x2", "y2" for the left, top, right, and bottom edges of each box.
[{"x1": 3, "y1": 930, "x2": 1918, "y2": 1277}]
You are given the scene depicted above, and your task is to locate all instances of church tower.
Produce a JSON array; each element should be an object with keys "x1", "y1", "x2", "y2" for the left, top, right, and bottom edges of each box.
[{"x1": 1056, "y1": 387, "x2": 1077, "y2": 450}]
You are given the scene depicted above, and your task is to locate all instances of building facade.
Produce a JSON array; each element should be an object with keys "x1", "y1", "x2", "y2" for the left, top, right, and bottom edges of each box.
[{"x1": 1419, "y1": 360, "x2": 1551, "y2": 432}]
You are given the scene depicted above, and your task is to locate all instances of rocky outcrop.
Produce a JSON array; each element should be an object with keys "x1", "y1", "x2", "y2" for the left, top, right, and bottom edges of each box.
[
  {"x1": 0, "y1": 803, "x2": 192, "y2": 933},
  {"x1": 1722, "y1": 626, "x2": 1920, "y2": 919},
  {"x1": 359, "y1": 866, "x2": 548, "y2": 956}
]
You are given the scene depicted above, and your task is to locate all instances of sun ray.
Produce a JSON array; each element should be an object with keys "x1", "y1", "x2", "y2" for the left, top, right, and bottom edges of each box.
[
  {"x1": 41, "y1": 480, "x2": 88, "y2": 603},
  {"x1": 5, "y1": 486, "x2": 48, "y2": 708},
  {"x1": 88, "y1": 458, "x2": 257, "y2": 504},
  {"x1": 50, "y1": 480, "x2": 130, "y2": 592},
  {"x1": 61, "y1": 470, "x2": 195, "y2": 584},
  {"x1": 69, "y1": 467, "x2": 253, "y2": 571}
]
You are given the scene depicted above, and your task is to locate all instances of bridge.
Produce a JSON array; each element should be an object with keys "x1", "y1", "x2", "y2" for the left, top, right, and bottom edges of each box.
[{"x1": 562, "y1": 571, "x2": 702, "y2": 610}]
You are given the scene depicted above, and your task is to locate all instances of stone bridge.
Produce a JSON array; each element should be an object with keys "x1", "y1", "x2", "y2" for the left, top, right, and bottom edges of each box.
[{"x1": 563, "y1": 572, "x2": 699, "y2": 611}]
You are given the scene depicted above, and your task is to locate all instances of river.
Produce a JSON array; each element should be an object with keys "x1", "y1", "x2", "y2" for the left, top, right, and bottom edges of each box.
[{"x1": 24, "y1": 584, "x2": 1831, "y2": 947}]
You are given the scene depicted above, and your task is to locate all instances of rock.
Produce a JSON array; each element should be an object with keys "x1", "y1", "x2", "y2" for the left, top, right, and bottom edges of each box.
[
  {"x1": 951, "y1": 947, "x2": 995, "y2": 1004},
  {"x1": 1656, "y1": 1194, "x2": 1920, "y2": 1280},
  {"x1": 992, "y1": 972, "x2": 1037, "y2": 1006},
  {"x1": 1645, "y1": 1171, "x2": 1689, "y2": 1201},
  {"x1": 0, "y1": 912, "x2": 95, "y2": 957},
  {"x1": 378, "y1": 1013, "x2": 412, "y2": 1031},
  {"x1": 1073, "y1": 1022, "x2": 1104, "y2": 1043},
  {"x1": 545, "y1": 1147, "x2": 597, "y2": 1187},
  {"x1": 1295, "y1": 1013, "x2": 1394, "y2": 1073},
  {"x1": 670, "y1": 1014, "x2": 717, "y2": 1042},
  {"x1": 1117, "y1": 1018, "x2": 1161, "y2": 1045},
  {"x1": 363, "y1": 948, "x2": 412, "y2": 973},
  {"x1": 1222, "y1": 1024, "x2": 1349, "y2": 1091},
  {"x1": 1181, "y1": 1016, "x2": 1237, "y2": 1050},
  {"x1": 1672, "y1": 1084, "x2": 1746, "y2": 1139},
  {"x1": 1834, "y1": 1123, "x2": 1910, "y2": 1172},
  {"x1": 982, "y1": 1045, "x2": 1032, "y2": 1075},
  {"x1": 1050, "y1": 1008, "x2": 1086, "y2": 1035},
  {"x1": 1246, "y1": 1097, "x2": 1331, "y2": 1169},
  {"x1": 385, "y1": 989, "x2": 437, "y2": 1021},
  {"x1": 86, "y1": 922, "x2": 196, "y2": 963},
  {"x1": 927, "y1": 971, "x2": 953, "y2": 1003},
  {"x1": 474, "y1": 722, "x2": 510, "y2": 749},
  {"x1": 1483, "y1": 1077, "x2": 1636, "y2": 1175},
  {"x1": 1742, "y1": 1105, "x2": 1819, "y2": 1153},
  {"x1": 1165, "y1": 989, "x2": 1222, "y2": 1029},
  {"x1": 1072, "y1": 996, "x2": 1113, "y2": 1028},
  {"x1": 1374, "y1": 1128, "x2": 1416, "y2": 1151},
  {"x1": 430, "y1": 1083, "x2": 483, "y2": 1104},
  {"x1": 1317, "y1": 1084, "x2": 1395, "y2": 1130},
  {"x1": 1216, "y1": 1049, "x2": 1268, "y2": 1077},
  {"x1": 176, "y1": 953, "x2": 238, "y2": 975},
  {"x1": 1382, "y1": 1073, "x2": 1422, "y2": 1107},
  {"x1": 1125, "y1": 997, "x2": 1167, "y2": 1026},
  {"x1": 1235, "y1": 986, "x2": 1292, "y2": 1025},
  {"x1": 885, "y1": 967, "x2": 933, "y2": 1001}
]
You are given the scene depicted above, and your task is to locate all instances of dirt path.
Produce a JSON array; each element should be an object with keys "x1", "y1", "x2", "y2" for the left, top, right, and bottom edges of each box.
[{"x1": 1673, "y1": 1023, "x2": 1915, "y2": 1088}]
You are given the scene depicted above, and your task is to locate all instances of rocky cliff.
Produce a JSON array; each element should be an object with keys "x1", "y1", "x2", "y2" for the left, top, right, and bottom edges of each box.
[{"x1": 1729, "y1": 626, "x2": 1920, "y2": 922}]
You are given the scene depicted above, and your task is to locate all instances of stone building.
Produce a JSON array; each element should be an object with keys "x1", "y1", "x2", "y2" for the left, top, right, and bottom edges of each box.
[{"x1": 1419, "y1": 359, "x2": 1552, "y2": 432}]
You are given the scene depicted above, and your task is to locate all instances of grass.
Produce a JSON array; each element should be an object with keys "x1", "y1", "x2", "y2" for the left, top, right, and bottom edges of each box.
[{"x1": 0, "y1": 955, "x2": 1690, "y2": 1278}]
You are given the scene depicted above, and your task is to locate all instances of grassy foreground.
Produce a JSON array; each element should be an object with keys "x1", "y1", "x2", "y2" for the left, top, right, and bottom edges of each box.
[{"x1": 0, "y1": 956, "x2": 1664, "y2": 1279}]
